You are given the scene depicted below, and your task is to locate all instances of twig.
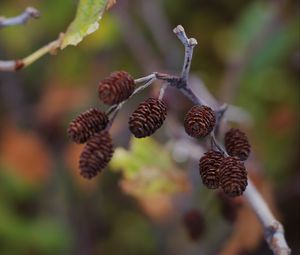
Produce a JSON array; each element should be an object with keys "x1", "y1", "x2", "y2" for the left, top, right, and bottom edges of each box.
[
  {"x1": 158, "y1": 83, "x2": 168, "y2": 101},
  {"x1": 0, "y1": 35, "x2": 63, "y2": 72},
  {"x1": 0, "y1": 7, "x2": 40, "y2": 28},
  {"x1": 106, "y1": 75, "x2": 157, "y2": 129},
  {"x1": 173, "y1": 25, "x2": 197, "y2": 82}
]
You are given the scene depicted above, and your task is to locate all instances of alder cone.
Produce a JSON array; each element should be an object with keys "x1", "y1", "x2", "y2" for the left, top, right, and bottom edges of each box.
[
  {"x1": 219, "y1": 156, "x2": 248, "y2": 197},
  {"x1": 79, "y1": 131, "x2": 114, "y2": 179},
  {"x1": 199, "y1": 150, "x2": 224, "y2": 189},
  {"x1": 128, "y1": 97, "x2": 167, "y2": 138},
  {"x1": 225, "y1": 128, "x2": 251, "y2": 161},
  {"x1": 184, "y1": 105, "x2": 215, "y2": 138},
  {"x1": 68, "y1": 108, "x2": 109, "y2": 144},
  {"x1": 183, "y1": 209, "x2": 206, "y2": 241},
  {"x1": 98, "y1": 71, "x2": 135, "y2": 105}
]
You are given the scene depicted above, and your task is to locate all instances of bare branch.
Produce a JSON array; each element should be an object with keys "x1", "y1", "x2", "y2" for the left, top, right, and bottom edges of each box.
[
  {"x1": 244, "y1": 179, "x2": 291, "y2": 255},
  {"x1": 173, "y1": 25, "x2": 197, "y2": 82},
  {"x1": 0, "y1": 7, "x2": 40, "y2": 28}
]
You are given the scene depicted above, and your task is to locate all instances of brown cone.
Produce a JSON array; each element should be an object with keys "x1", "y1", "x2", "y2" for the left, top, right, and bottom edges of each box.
[
  {"x1": 225, "y1": 128, "x2": 251, "y2": 161},
  {"x1": 98, "y1": 71, "x2": 135, "y2": 105},
  {"x1": 184, "y1": 105, "x2": 215, "y2": 138},
  {"x1": 199, "y1": 150, "x2": 224, "y2": 189},
  {"x1": 79, "y1": 131, "x2": 114, "y2": 179},
  {"x1": 219, "y1": 156, "x2": 248, "y2": 197},
  {"x1": 68, "y1": 108, "x2": 109, "y2": 144},
  {"x1": 183, "y1": 209, "x2": 206, "y2": 241},
  {"x1": 128, "y1": 97, "x2": 167, "y2": 138}
]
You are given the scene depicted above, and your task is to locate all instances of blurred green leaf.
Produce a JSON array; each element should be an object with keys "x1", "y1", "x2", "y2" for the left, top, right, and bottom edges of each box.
[
  {"x1": 110, "y1": 137, "x2": 173, "y2": 179},
  {"x1": 61, "y1": 0, "x2": 109, "y2": 49}
]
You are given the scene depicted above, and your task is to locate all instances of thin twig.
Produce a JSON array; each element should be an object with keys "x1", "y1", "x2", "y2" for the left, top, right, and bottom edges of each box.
[
  {"x1": 0, "y1": 7, "x2": 40, "y2": 28},
  {"x1": 0, "y1": 35, "x2": 63, "y2": 72},
  {"x1": 158, "y1": 83, "x2": 168, "y2": 100},
  {"x1": 106, "y1": 76, "x2": 157, "y2": 129},
  {"x1": 173, "y1": 25, "x2": 197, "y2": 82}
]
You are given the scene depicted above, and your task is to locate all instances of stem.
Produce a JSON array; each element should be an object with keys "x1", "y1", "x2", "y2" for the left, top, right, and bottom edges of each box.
[
  {"x1": 0, "y1": 7, "x2": 40, "y2": 28},
  {"x1": 158, "y1": 83, "x2": 168, "y2": 100},
  {"x1": 106, "y1": 76, "x2": 157, "y2": 129}
]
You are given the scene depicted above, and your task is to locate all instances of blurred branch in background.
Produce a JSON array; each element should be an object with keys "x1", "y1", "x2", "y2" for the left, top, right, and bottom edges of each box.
[{"x1": 0, "y1": 6, "x2": 40, "y2": 28}]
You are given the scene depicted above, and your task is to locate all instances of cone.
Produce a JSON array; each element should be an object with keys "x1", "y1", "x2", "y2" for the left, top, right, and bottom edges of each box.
[
  {"x1": 79, "y1": 131, "x2": 114, "y2": 179},
  {"x1": 128, "y1": 97, "x2": 167, "y2": 138},
  {"x1": 199, "y1": 150, "x2": 224, "y2": 189},
  {"x1": 219, "y1": 156, "x2": 248, "y2": 197},
  {"x1": 225, "y1": 128, "x2": 251, "y2": 161},
  {"x1": 98, "y1": 71, "x2": 135, "y2": 105},
  {"x1": 68, "y1": 108, "x2": 109, "y2": 144},
  {"x1": 184, "y1": 105, "x2": 215, "y2": 138},
  {"x1": 183, "y1": 209, "x2": 206, "y2": 241}
]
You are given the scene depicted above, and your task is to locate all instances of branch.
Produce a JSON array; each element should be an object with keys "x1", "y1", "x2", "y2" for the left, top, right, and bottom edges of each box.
[
  {"x1": 171, "y1": 25, "x2": 291, "y2": 254},
  {"x1": 0, "y1": 7, "x2": 40, "y2": 28},
  {"x1": 244, "y1": 180, "x2": 291, "y2": 255},
  {"x1": 173, "y1": 25, "x2": 197, "y2": 82},
  {"x1": 0, "y1": 35, "x2": 63, "y2": 72}
]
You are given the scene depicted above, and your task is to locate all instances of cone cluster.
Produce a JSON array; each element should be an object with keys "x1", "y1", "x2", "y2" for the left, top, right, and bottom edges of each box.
[
  {"x1": 184, "y1": 105, "x2": 215, "y2": 138},
  {"x1": 225, "y1": 128, "x2": 251, "y2": 161},
  {"x1": 129, "y1": 97, "x2": 167, "y2": 138},
  {"x1": 68, "y1": 108, "x2": 109, "y2": 144},
  {"x1": 199, "y1": 151, "x2": 247, "y2": 197},
  {"x1": 79, "y1": 131, "x2": 114, "y2": 179},
  {"x1": 199, "y1": 150, "x2": 224, "y2": 189},
  {"x1": 98, "y1": 71, "x2": 135, "y2": 105}
]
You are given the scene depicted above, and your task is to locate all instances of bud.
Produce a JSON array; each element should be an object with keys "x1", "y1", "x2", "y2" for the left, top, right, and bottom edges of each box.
[
  {"x1": 98, "y1": 71, "x2": 135, "y2": 105},
  {"x1": 184, "y1": 105, "x2": 215, "y2": 138},
  {"x1": 128, "y1": 97, "x2": 167, "y2": 138}
]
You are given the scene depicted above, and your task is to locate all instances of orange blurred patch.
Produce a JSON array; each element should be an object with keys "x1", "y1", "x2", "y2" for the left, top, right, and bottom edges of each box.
[
  {"x1": 0, "y1": 123, "x2": 51, "y2": 183},
  {"x1": 267, "y1": 104, "x2": 297, "y2": 135},
  {"x1": 35, "y1": 81, "x2": 89, "y2": 128}
]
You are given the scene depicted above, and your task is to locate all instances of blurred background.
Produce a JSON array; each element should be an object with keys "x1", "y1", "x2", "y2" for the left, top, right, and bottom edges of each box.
[{"x1": 0, "y1": 0, "x2": 299, "y2": 254}]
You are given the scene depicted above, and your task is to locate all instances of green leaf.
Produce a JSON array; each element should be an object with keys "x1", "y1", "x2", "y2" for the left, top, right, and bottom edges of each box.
[{"x1": 60, "y1": 0, "x2": 109, "y2": 49}]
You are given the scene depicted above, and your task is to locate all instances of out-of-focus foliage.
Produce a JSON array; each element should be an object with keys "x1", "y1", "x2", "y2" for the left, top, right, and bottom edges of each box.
[{"x1": 0, "y1": 0, "x2": 299, "y2": 254}]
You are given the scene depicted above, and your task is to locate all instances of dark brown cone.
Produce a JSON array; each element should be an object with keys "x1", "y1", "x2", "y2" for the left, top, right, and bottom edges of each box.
[
  {"x1": 199, "y1": 150, "x2": 224, "y2": 189},
  {"x1": 184, "y1": 105, "x2": 216, "y2": 138},
  {"x1": 183, "y1": 209, "x2": 206, "y2": 241},
  {"x1": 79, "y1": 131, "x2": 114, "y2": 179},
  {"x1": 219, "y1": 156, "x2": 248, "y2": 197},
  {"x1": 98, "y1": 71, "x2": 135, "y2": 105},
  {"x1": 128, "y1": 97, "x2": 167, "y2": 138},
  {"x1": 68, "y1": 108, "x2": 109, "y2": 144},
  {"x1": 217, "y1": 191, "x2": 243, "y2": 223},
  {"x1": 225, "y1": 128, "x2": 251, "y2": 161}
]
